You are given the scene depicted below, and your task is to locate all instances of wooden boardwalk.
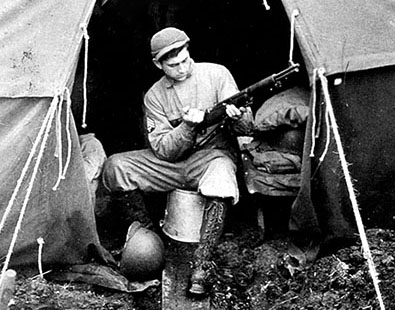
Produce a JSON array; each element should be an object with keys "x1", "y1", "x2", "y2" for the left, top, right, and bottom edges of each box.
[{"x1": 162, "y1": 240, "x2": 210, "y2": 310}]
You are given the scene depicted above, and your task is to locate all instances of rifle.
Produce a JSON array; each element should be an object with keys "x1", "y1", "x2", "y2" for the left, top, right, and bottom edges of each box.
[{"x1": 194, "y1": 62, "x2": 300, "y2": 148}]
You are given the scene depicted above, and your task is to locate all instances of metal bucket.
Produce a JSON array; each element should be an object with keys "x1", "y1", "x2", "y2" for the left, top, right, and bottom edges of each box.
[{"x1": 161, "y1": 189, "x2": 206, "y2": 243}]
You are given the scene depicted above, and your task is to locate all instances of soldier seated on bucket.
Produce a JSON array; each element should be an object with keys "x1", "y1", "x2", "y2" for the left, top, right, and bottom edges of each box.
[{"x1": 101, "y1": 27, "x2": 252, "y2": 295}]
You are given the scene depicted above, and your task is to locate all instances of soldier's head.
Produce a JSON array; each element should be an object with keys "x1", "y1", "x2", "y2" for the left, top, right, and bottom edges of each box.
[{"x1": 150, "y1": 27, "x2": 192, "y2": 81}]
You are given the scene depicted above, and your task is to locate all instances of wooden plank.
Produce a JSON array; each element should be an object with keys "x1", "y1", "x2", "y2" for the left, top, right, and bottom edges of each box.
[
  {"x1": 162, "y1": 240, "x2": 210, "y2": 310},
  {"x1": 257, "y1": 207, "x2": 265, "y2": 235}
]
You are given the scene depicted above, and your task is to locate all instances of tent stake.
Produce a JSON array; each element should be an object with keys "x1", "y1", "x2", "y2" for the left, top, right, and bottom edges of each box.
[{"x1": 0, "y1": 269, "x2": 16, "y2": 310}]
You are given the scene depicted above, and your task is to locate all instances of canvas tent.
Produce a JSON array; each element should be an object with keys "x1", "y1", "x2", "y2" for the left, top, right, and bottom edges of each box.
[
  {"x1": 280, "y1": 0, "x2": 395, "y2": 260},
  {"x1": 0, "y1": 0, "x2": 109, "y2": 271},
  {"x1": 3, "y1": 0, "x2": 394, "y2": 274}
]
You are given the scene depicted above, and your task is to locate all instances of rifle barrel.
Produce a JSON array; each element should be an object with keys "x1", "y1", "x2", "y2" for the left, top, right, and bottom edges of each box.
[{"x1": 199, "y1": 63, "x2": 300, "y2": 131}]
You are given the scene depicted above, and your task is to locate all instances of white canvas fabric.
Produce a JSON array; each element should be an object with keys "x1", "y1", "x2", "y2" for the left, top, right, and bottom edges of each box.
[
  {"x1": 0, "y1": 0, "x2": 109, "y2": 268},
  {"x1": 0, "y1": 0, "x2": 96, "y2": 97},
  {"x1": 281, "y1": 0, "x2": 395, "y2": 77}
]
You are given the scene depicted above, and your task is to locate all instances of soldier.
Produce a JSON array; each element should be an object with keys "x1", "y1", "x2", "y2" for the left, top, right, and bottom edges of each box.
[{"x1": 102, "y1": 27, "x2": 251, "y2": 295}]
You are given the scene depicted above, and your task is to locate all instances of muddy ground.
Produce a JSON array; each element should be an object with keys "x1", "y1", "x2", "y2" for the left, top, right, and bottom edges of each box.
[{"x1": 9, "y1": 193, "x2": 395, "y2": 309}]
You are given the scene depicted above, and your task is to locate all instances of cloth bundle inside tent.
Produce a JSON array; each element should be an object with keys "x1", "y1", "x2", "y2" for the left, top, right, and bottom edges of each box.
[
  {"x1": 239, "y1": 87, "x2": 309, "y2": 196},
  {"x1": 0, "y1": 0, "x2": 110, "y2": 270}
]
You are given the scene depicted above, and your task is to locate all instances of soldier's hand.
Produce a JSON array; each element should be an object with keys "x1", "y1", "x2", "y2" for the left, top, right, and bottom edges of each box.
[
  {"x1": 182, "y1": 107, "x2": 205, "y2": 126},
  {"x1": 226, "y1": 104, "x2": 243, "y2": 120}
]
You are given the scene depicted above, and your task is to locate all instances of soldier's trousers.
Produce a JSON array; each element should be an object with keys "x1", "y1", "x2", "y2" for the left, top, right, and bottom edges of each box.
[{"x1": 102, "y1": 148, "x2": 239, "y2": 204}]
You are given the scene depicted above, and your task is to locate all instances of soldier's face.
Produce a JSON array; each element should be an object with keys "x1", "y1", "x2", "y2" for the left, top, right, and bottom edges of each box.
[{"x1": 159, "y1": 48, "x2": 192, "y2": 81}]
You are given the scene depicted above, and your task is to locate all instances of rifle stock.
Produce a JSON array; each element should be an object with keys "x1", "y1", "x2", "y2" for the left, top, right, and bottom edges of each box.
[{"x1": 197, "y1": 63, "x2": 300, "y2": 132}]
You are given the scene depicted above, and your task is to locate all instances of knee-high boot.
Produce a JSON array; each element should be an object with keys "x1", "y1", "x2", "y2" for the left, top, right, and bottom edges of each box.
[{"x1": 189, "y1": 197, "x2": 228, "y2": 295}]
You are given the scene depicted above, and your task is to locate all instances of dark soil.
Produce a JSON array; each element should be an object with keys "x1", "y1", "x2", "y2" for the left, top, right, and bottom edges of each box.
[{"x1": 9, "y1": 194, "x2": 395, "y2": 309}]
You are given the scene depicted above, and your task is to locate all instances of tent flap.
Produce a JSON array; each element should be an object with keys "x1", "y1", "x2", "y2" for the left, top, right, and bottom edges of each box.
[{"x1": 0, "y1": 97, "x2": 103, "y2": 266}]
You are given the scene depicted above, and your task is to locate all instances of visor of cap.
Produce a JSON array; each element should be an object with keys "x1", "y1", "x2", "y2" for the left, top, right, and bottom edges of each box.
[{"x1": 153, "y1": 40, "x2": 189, "y2": 61}]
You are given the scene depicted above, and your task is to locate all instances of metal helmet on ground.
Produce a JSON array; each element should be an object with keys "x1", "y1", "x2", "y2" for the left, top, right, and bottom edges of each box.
[{"x1": 120, "y1": 221, "x2": 165, "y2": 281}]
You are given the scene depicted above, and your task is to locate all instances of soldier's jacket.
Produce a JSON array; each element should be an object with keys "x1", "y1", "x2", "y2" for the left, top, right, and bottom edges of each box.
[{"x1": 144, "y1": 60, "x2": 251, "y2": 162}]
